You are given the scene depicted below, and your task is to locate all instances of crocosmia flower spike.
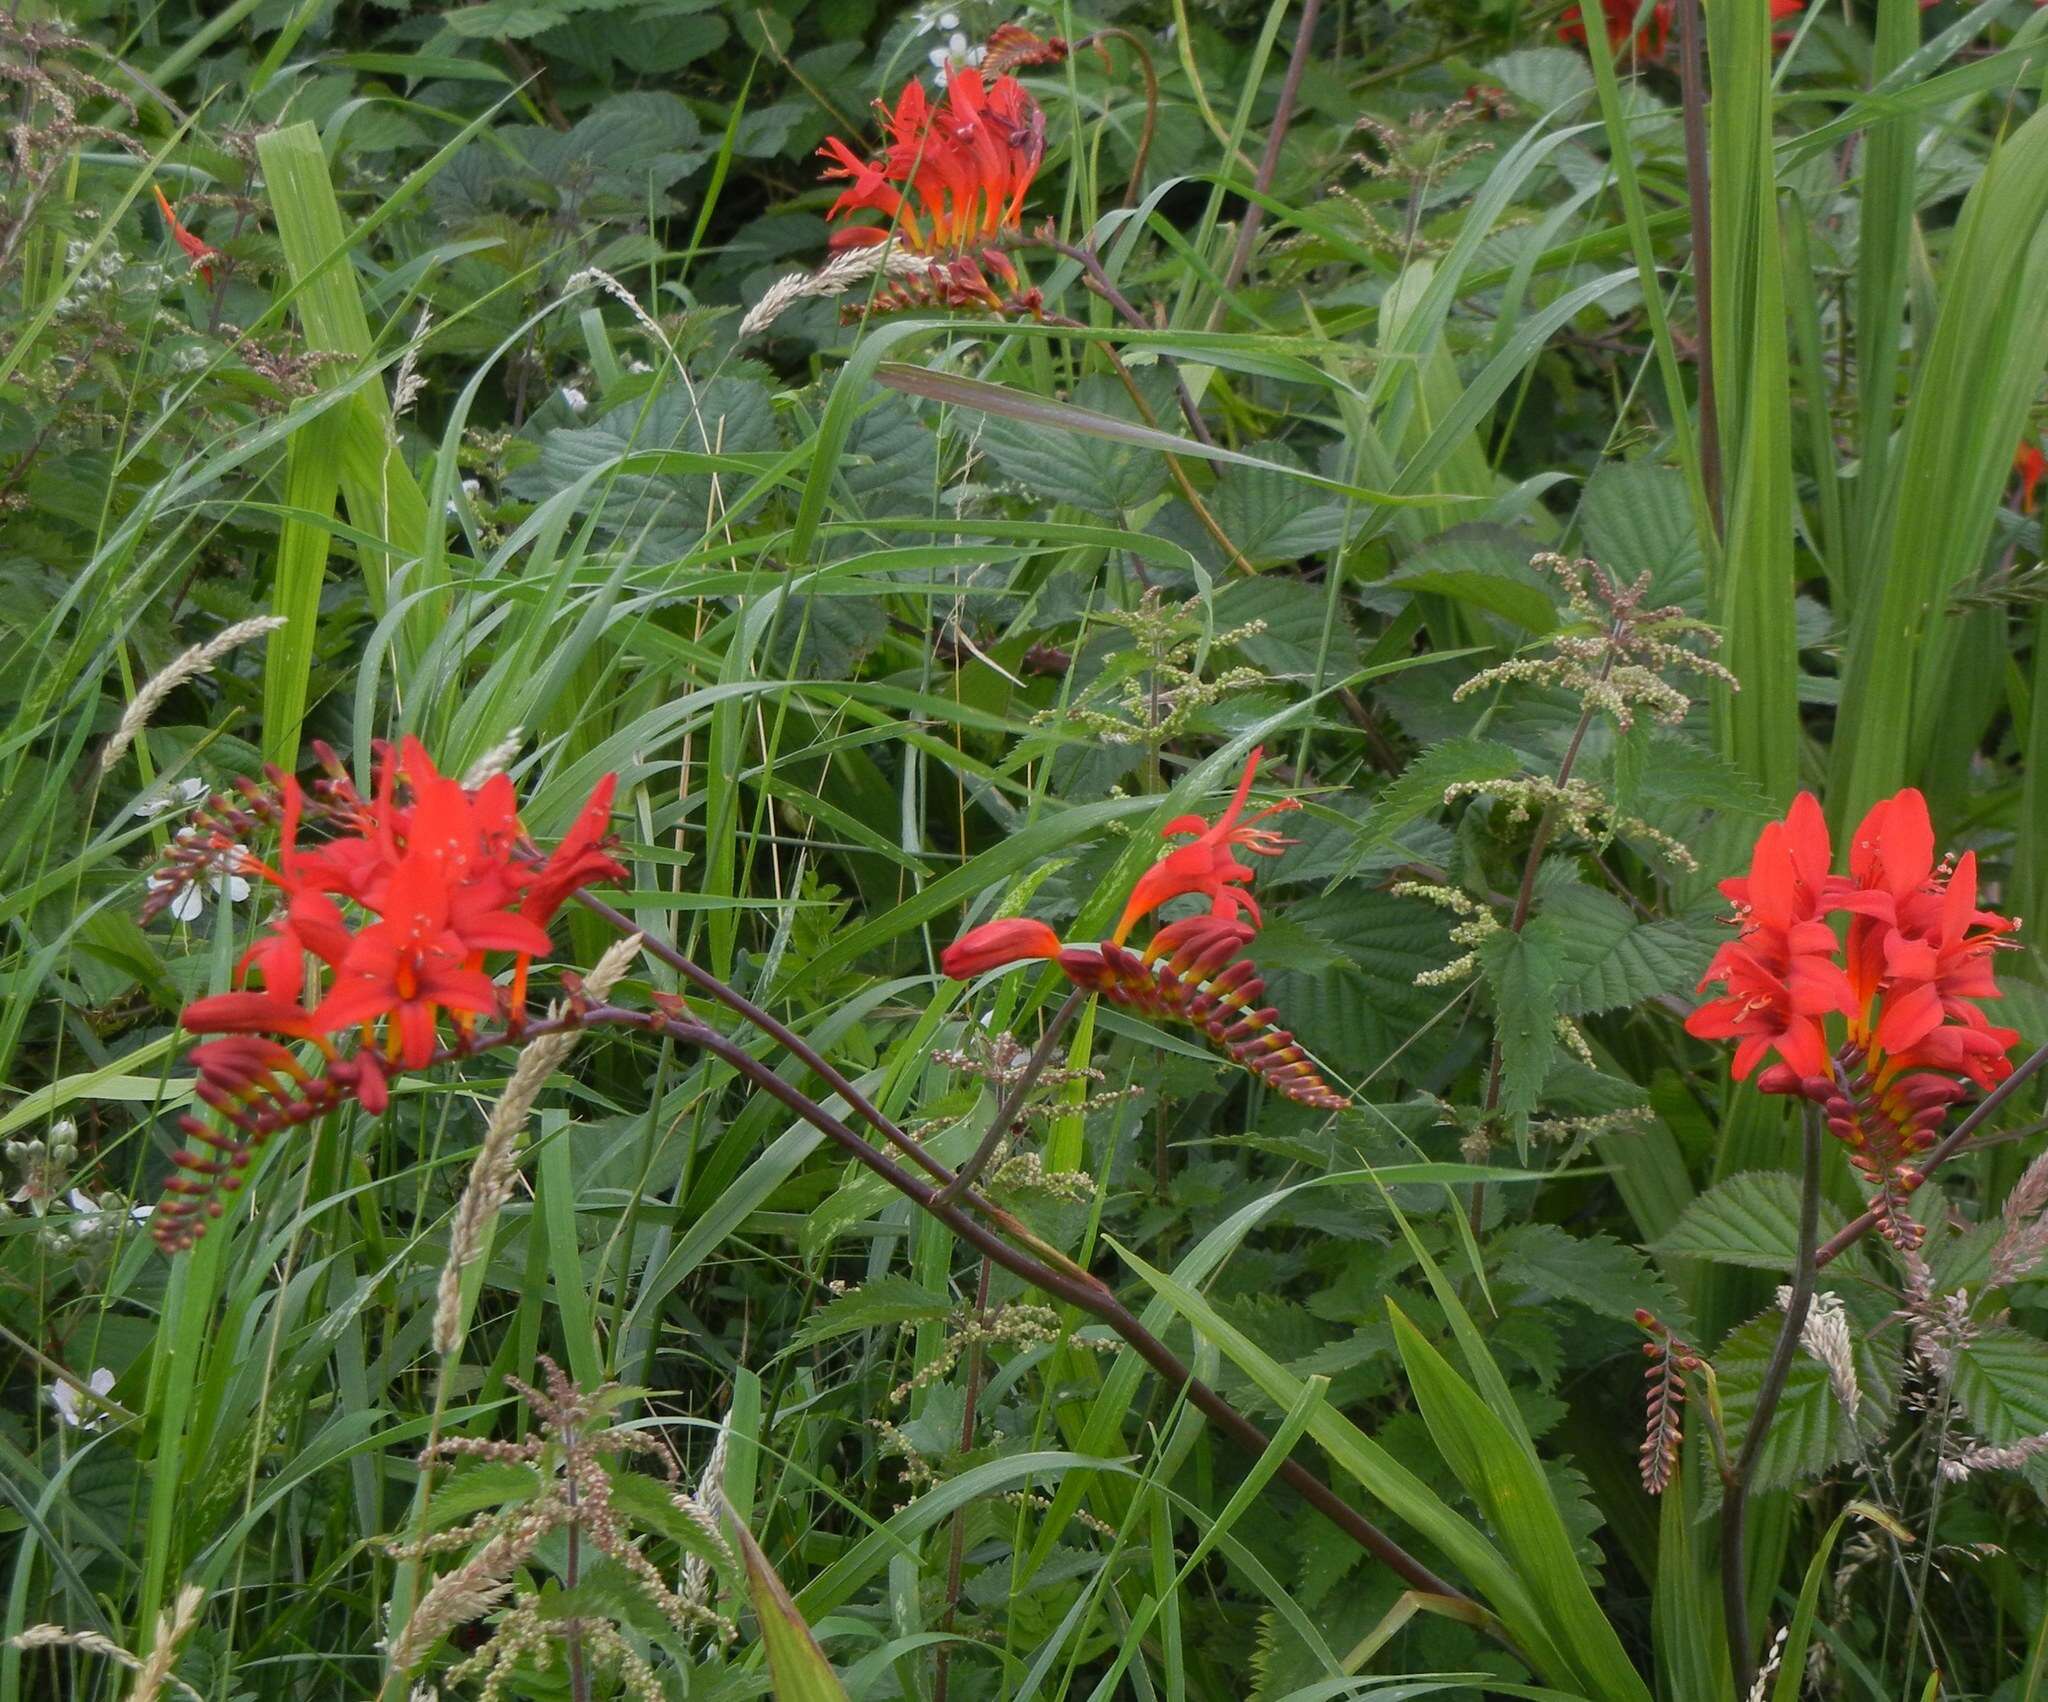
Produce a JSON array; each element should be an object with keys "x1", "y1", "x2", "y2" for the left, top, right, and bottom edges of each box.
[
  {"x1": 147, "y1": 741, "x2": 627, "y2": 1250},
  {"x1": 941, "y1": 749, "x2": 1345, "y2": 1111},
  {"x1": 1687, "y1": 788, "x2": 2019, "y2": 1247},
  {"x1": 814, "y1": 60, "x2": 1045, "y2": 313}
]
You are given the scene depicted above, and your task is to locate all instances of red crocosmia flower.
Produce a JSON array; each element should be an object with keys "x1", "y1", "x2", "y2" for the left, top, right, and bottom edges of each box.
[
  {"x1": 522, "y1": 774, "x2": 628, "y2": 929},
  {"x1": 1691, "y1": 787, "x2": 2022, "y2": 1248},
  {"x1": 1560, "y1": 0, "x2": 1801, "y2": 61},
  {"x1": 309, "y1": 857, "x2": 506, "y2": 1068},
  {"x1": 816, "y1": 64, "x2": 1044, "y2": 310},
  {"x1": 2015, "y1": 440, "x2": 2045, "y2": 513},
  {"x1": 183, "y1": 990, "x2": 320, "y2": 1040},
  {"x1": 1559, "y1": 0, "x2": 1669, "y2": 57},
  {"x1": 152, "y1": 185, "x2": 220, "y2": 286},
  {"x1": 938, "y1": 755, "x2": 1340, "y2": 1109},
  {"x1": 940, "y1": 918, "x2": 1064, "y2": 978},
  {"x1": 1113, "y1": 748, "x2": 1299, "y2": 944},
  {"x1": 150, "y1": 741, "x2": 627, "y2": 1250}
]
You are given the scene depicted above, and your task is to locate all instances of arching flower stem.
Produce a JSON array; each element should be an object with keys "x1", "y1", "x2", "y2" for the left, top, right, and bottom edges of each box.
[{"x1": 1814, "y1": 1036, "x2": 2048, "y2": 1268}]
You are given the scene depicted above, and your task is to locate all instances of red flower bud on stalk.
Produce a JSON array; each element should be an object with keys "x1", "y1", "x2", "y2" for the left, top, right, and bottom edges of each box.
[{"x1": 940, "y1": 749, "x2": 1346, "y2": 1111}]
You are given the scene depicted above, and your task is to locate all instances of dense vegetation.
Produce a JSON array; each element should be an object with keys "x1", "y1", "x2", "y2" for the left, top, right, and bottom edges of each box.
[{"x1": 6, "y1": 0, "x2": 2048, "y2": 1697}]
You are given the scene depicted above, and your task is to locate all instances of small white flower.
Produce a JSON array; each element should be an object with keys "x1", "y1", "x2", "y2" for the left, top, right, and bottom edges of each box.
[
  {"x1": 65, "y1": 1188, "x2": 153, "y2": 1239},
  {"x1": 561, "y1": 386, "x2": 589, "y2": 415},
  {"x1": 461, "y1": 478, "x2": 481, "y2": 500},
  {"x1": 157, "y1": 867, "x2": 250, "y2": 923},
  {"x1": 133, "y1": 775, "x2": 209, "y2": 818},
  {"x1": 625, "y1": 357, "x2": 653, "y2": 375},
  {"x1": 929, "y1": 32, "x2": 985, "y2": 85},
  {"x1": 49, "y1": 1367, "x2": 116, "y2": 1430}
]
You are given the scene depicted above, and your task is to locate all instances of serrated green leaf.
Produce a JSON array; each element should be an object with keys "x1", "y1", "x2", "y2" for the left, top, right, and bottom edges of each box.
[
  {"x1": 787, "y1": 1277, "x2": 953, "y2": 1351},
  {"x1": 1481, "y1": 919, "x2": 1564, "y2": 1129},
  {"x1": 1213, "y1": 575, "x2": 1359, "y2": 679},
  {"x1": 1540, "y1": 885, "x2": 1715, "y2": 1016},
  {"x1": 1656, "y1": 1172, "x2": 1851, "y2": 1271},
  {"x1": 1337, "y1": 735, "x2": 1525, "y2": 877},
  {"x1": 1260, "y1": 890, "x2": 1465, "y2": 1083},
  {"x1": 1385, "y1": 525, "x2": 1560, "y2": 633},
  {"x1": 1495, "y1": 1222, "x2": 1689, "y2": 1331},
  {"x1": 1717, "y1": 1306, "x2": 1901, "y2": 1492},
  {"x1": 967, "y1": 373, "x2": 1171, "y2": 516},
  {"x1": 1950, "y1": 1325, "x2": 2048, "y2": 1442},
  {"x1": 1204, "y1": 461, "x2": 1351, "y2": 565},
  {"x1": 1581, "y1": 462, "x2": 1707, "y2": 611}
]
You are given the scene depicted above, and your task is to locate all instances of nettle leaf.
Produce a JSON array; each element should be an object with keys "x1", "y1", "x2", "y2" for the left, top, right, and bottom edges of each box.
[
  {"x1": 1496, "y1": 1222, "x2": 1689, "y2": 1331},
  {"x1": 1486, "y1": 46, "x2": 1594, "y2": 114},
  {"x1": 1383, "y1": 525, "x2": 1559, "y2": 633},
  {"x1": 788, "y1": 1276, "x2": 953, "y2": 1350},
  {"x1": 1580, "y1": 462, "x2": 1705, "y2": 611},
  {"x1": 1337, "y1": 735, "x2": 1524, "y2": 877},
  {"x1": 443, "y1": 0, "x2": 574, "y2": 39},
  {"x1": 1539, "y1": 883, "x2": 1714, "y2": 1016},
  {"x1": 1479, "y1": 917, "x2": 1564, "y2": 1128},
  {"x1": 524, "y1": 92, "x2": 708, "y2": 205},
  {"x1": 978, "y1": 374, "x2": 1169, "y2": 516},
  {"x1": 839, "y1": 395, "x2": 939, "y2": 517},
  {"x1": 1203, "y1": 461, "x2": 1352, "y2": 565},
  {"x1": 1260, "y1": 890, "x2": 1469, "y2": 1085},
  {"x1": 1950, "y1": 1325, "x2": 2048, "y2": 1442},
  {"x1": 1717, "y1": 1305, "x2": 1901, "y2": 1492},
  {"x1": 1213, "y1": 574, "x2": 1360, "y2": 680},
  {"x1": 1625, "y1": 729, "x2": 1774, "y2": 820},
  {"x1": 1656, "y1": 1172, "x2": 1853, "y2": 1271}
]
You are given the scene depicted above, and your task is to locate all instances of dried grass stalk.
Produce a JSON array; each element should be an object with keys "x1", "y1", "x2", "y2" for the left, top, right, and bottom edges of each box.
[
  {"x1": 430, "y1": 934, "x2": 643, "y2": 1356},
  {"x1": 738, "y1": 242, "x2": 936, "y2": 338},
  {"x1": 102, "y1": 616, "x2": 287, "y2": 770}
]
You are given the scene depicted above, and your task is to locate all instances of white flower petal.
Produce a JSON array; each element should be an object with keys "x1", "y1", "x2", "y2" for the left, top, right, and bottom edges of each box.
[{"x1": 169, "y1": 884, "x2": 205, "y2": 923}]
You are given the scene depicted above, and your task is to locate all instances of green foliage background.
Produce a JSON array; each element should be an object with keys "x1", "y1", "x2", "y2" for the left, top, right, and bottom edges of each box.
[{"x1": 6, "y1": 0, "x2": 2048, "y2": 1697}]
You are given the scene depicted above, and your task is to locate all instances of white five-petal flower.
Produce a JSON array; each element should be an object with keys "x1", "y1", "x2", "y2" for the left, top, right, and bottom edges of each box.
[{"x1": 49, "y1": 1367, "x2": 117, "y2": 1430}]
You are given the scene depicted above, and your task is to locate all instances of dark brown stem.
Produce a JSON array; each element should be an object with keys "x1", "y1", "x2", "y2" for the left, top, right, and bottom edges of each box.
[
  {"x1": 573, "y1": 890, "x2": 963, "y2": 1191},
  {"x1": 611, "y1": 1006, "x2": 1485, "y2": 1619},
  {"x1": 933, "y1": 986, "x2": 1087, "y2": 1206},
  {"x1": 933, "y1": 1255, "x2": 994, "y2": 1702},
  {"x1": 1675, "y1": 0, "x2": 1724, "y2": 529},
  {"x1": 1081, "y1": 28, "x2": 1158, "y2": 209},
  {"x1": 1815, "y1": 1040, "x2": 2048, "y2": 1269},
  {"x1": 1721, "y1": 1107, "x2": 1822, "y2": 1694},
  {"x1": 1030, "y1": 236, "x2": 1216, "y2": 448},
  {"x1": 1212, "y1": 0, "x2": 1322, "y2": 319}
]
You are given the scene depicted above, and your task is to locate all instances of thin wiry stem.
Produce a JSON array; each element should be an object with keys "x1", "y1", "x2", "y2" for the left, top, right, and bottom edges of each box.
[
  {"x1": 1721, "y1": 1106, "x2": 1823, "y2": 1694},
  {"x1": 933, "y1": 986, "x2": 1087, "y2": 1206},
  {"x1": 1211, "y1": 0, "x2": 1322, "y2": 319}
]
